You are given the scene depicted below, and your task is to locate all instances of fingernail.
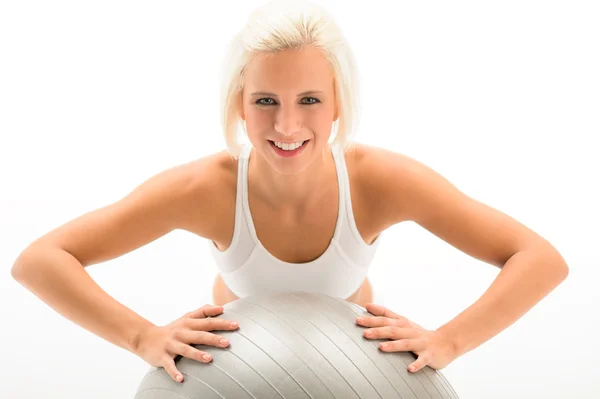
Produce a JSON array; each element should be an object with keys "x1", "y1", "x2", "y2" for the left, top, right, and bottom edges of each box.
[
  {"x1": 220, "y1": 339, "x2": 229, "y2": 345},
  {"x1": 230, "y1": 321, "x2": 238, "y2": 328},
  {"x1": 364, "y1": 330, "x2": 372, "y2": 337},
  {"x1": 202, "y1": 354, "x2": 211, "y2": 361},
  {"x1": 409, "y1": 366, "x2": 416, "y2": 372},
  {"x1": 356, "y1": 317, "x2": 364, "y2": 323},
  {"x1": 176, "y1": 374, "x2": 183, "y2": 382}
]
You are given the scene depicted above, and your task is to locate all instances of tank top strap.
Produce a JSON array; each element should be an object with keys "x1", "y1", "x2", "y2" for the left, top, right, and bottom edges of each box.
[{"x1": 330, "y1": 143, "x2": 347, "y2": 241}]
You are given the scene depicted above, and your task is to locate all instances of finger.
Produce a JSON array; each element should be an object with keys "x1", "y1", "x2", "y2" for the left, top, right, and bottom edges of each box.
[
  {"x1": 364, "y1": 303, "x2": 405, "y2": 320},
  {"x1": 178, "y1": 330, "x2": 230, "y2": 348},
  {"x1": 408, "y1": 352, "x2": 432, "y2": 373},
  {"x1": 187, "y1": 304, "x2": 224, "y2": 318},
  {"x1": 364, "y1": 326, "x2": 418, "y2": 340},
  {"x1": 171, "y1": 341, "x2": 214, "y2": 363},
  {"x1": 378, "y1": 338, "x2": 425, "y2": 353},
  {"x1": 161, "y1": 356, "x2": 184, "y2": 383},
  {"x1": 356, "y1": 316, "x2": 407, "y2": 328},
  {"x1": 186, "y1": 317, "x2": 239, "y2": 332}
]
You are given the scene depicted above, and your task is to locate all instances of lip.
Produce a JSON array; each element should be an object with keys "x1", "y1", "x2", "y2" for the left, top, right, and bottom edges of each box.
[
  {"x1": 268, "y1": 139, "x2": 309, "y2": 158},
  {"x1": 269, "y1": 140, "x2": 308, "y2": 144}
]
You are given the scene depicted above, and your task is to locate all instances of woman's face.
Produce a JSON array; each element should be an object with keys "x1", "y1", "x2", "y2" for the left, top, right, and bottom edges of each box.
[{"x1": 240, "y1": 46, "x2": 338, "y2": 174}]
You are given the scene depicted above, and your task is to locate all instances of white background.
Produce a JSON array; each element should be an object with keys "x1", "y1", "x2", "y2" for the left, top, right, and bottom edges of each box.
[{"x1": 1, "y1": 1, "x2": 598, "y2": 398}]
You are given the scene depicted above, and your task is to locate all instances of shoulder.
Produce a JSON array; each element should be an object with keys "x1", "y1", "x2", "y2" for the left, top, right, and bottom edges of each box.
[
  {"x1": 20, "y1": 149, "x2": 239, "y2": 265},
  {"x1": 157, "y1": 149, "x2": 236, "y2": 199},
  {"x1": 344, "y1": 142, "x2": 460, "y2": 227},
  {"x1": 180, "y1": 150, "x2": 238, "y2": 193},
  {"x1": 157, "y1": 149, "x2": 238, "y2": 238},
  {"x1": 346, "y1": 142, "x2": 430, "y2": 187},
  {"x1": 348, "y1": 143, "x2": 559, "y2": 269}
]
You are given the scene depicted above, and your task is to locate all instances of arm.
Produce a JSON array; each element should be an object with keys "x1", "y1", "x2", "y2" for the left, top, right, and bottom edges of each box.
[
  {"x1": 12, "y1": 247, "x2": 154, "y2": 354},
  {"x1": 438, "y1": 244, "x2": 567, "y2": 359},
  {"x1": 11, "y1": 158, "x2": 222, "y2": 355},
  {"x1": 364, "y1": 146, "x2": 569, "y2": 361}
]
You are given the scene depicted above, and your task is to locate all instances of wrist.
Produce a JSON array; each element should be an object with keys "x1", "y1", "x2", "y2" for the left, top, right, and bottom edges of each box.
[
  {"x1": 436, "y1": 325, "x2": 463, "y2": 360},
  {"x1": 127, "y1": 320, "x2": 156, "y2": 355}
]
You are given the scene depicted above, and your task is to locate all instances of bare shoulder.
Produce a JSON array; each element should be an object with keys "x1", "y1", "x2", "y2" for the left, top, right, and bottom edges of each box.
[
  {"x1": 350, "y1": 143, "x2": 553, "y2": 269},
  {"x1": 20, "y1": 149, "x2": 237, "y2": 268},
  {"x1": 344, "y1": 142, "x2": 453, "y2": 227},
  {"x1": 172, "y1": 150, "x2": 238, "y2": 238},
  {"x1": 340, "y1": 142, "x2": 409, "y2": 233}
]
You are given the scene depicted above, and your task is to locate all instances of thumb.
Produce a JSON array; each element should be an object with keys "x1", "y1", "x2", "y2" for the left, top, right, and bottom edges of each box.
[
  {"x1": 365, "y1": 303, "x2": 402, "y2": 319},
  {"x1": 187, "y1": 304, "x2": 224, "y2": 319},
  {"x1": 162, "y1": 358, "x2": 184, "y2": 383}
]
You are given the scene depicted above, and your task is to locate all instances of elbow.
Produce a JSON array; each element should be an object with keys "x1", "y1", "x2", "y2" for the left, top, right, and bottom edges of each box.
[
  {"x1": 514, "y1": 241, "x2": 570, "y2": 284},
  {"x1": 11, "y1": 249, "x2": 35, "y2": 282},
  {"x1": 10, "y1": 265, "x2": 22, "y2": 282},
  {"x1": 11, "y1": 245, "x2": 52, "y2": 282},
  {"x1": 537, "y1": 242, "x2": 570, "y2": 283},
  {"x1": 10, "y1": 264, "x2": 22, "y2": 281},
  {"x1": 553, "y1": 260, "x2": 569, "y2": 291},
  {"x1": 546, "y1": 245, "x2": 569, "y2": 281},
  {"x1": 558, "y1": 258, "x2": 570, "y2": 281}
]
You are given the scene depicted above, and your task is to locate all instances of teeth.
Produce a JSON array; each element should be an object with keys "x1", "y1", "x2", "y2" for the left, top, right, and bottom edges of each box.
[{"x1": 274, "y1": 141, "x2": 304, "y2": 150}]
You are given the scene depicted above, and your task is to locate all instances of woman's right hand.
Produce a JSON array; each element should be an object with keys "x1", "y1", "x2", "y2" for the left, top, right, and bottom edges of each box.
[{"x1": 134, "y1": 304, "x2": 239, "y2": 383}]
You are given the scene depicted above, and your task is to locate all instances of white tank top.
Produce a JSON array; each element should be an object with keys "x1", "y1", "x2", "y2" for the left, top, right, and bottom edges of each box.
[{"x1": 209, "y1": 143, "x2": 383, "y2": 299}]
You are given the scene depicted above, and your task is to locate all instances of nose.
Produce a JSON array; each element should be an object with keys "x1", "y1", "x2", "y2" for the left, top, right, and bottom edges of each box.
[{"x1": 274, "y1": 103, "x2": 302, "y2": 137}]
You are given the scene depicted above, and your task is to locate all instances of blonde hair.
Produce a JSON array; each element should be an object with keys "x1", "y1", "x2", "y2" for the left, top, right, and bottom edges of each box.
[{"x1": 219, "y1": 0, "x2": 360, "y2": 158}]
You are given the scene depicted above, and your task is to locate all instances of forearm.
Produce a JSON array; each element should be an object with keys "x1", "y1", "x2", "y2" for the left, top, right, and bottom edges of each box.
[
  {"x1": 437, "y1": 246, "x2": 568, "y2": 359},
  {"x1": 11, "y1": 246, "x2": 154, "y2": 354}
]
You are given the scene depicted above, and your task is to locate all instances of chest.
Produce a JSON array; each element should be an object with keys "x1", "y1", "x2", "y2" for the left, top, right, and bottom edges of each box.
[
  {"x1": 213, "y1": 174, "x2": 382, "y2": 264},
  {"x1": 249, "y1": 187, "x2": 341, "y2": 263}
]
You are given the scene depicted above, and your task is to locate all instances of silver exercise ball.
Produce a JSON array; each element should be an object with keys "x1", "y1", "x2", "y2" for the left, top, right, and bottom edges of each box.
[{"x1": 134, "y1": 291, "x2": 459, "y2": 398}]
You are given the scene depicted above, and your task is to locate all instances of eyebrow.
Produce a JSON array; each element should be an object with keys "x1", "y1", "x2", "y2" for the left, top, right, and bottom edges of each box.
[{"x1": 250, "y1": 90, "x2": 324, "y2": 97}]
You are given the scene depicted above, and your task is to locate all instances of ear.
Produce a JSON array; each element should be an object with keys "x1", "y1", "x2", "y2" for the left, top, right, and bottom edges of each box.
[
  {"x1": 332, "y1": 81, "x2": 339, "y2": 121},
  {"x1": 238, "y1": 92, "x2": 245, "y2": 121},
  {"x1": 333, "y1": 85, "x2": 340, "y2": 122}
]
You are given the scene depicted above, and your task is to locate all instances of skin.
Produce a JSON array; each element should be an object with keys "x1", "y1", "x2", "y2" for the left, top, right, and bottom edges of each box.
[
  {"x1": 240, "y1": 46, "x2": 340, "y2": 208},
  {"x1": 211, "y1": 46, "x2": 569, "y2": 373},
  {"x1": 210, "y1": 46, "x2": 377, "y2": 307},
  {"x1": 13, "y1": 46, "x2": 568, "y2": 380}
]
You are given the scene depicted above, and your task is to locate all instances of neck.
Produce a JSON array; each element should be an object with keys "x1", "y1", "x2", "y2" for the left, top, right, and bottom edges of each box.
[{"x1": 248, "y1": 144, "x2": 337, "y2": 213}]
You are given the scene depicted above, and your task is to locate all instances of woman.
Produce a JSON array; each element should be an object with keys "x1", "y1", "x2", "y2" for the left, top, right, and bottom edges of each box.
[{"x1": 11, "y1": 0, "x2": 568, "y2": 385}]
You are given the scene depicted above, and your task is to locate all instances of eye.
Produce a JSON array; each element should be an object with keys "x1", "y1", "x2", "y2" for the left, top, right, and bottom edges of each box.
[
  {"x1": 256, "y1": 98, "x2": 275, "y2": 105},
  {"x1": 254, "y1": 97, "x2": 321, "y2": 106},
  {"x1": 301, "y1": 97, "x2": 320, "y2": 104}
]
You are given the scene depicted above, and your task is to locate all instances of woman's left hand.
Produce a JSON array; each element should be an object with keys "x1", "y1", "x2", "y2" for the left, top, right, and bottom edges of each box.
[{"x1": 357, "y1": 303, "x2": 457, "y2": 373}]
